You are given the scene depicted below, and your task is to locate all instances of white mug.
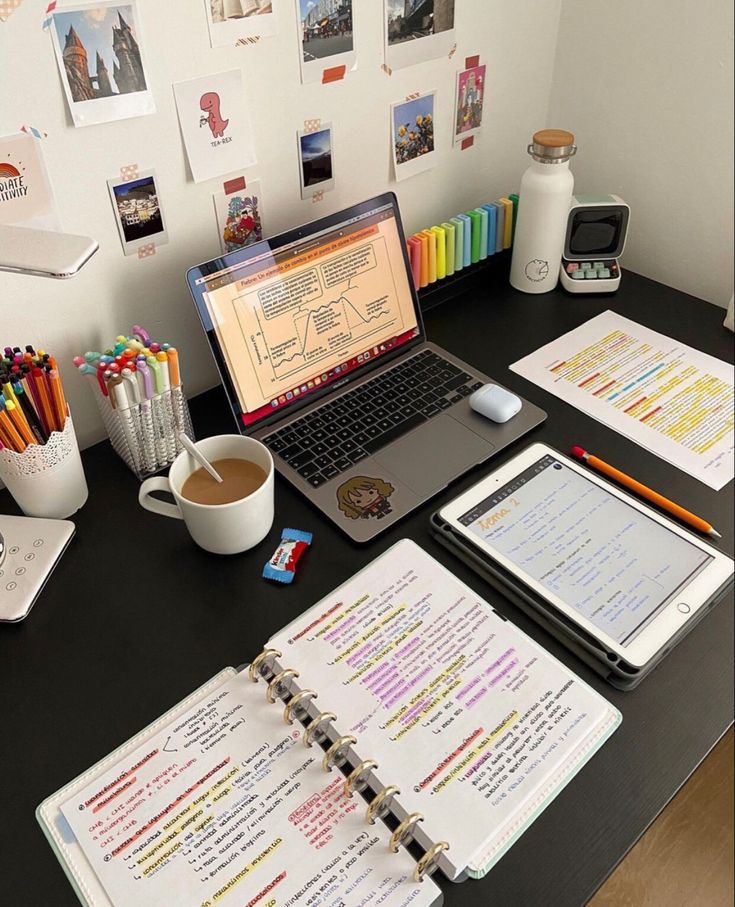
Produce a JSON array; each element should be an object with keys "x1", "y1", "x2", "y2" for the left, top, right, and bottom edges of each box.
[{"x1": 138, "y1": 435, "x2": 274, "y2": 555}]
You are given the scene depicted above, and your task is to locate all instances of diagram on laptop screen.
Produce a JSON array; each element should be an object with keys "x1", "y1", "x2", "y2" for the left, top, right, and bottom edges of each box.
[{"x1": 232, "y1": 225, "x2": 407, "y2": 393}]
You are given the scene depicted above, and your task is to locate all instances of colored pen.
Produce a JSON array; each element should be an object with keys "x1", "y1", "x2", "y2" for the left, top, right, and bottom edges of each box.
[{"x1": 571, "y1": 446, "x2": 722, "y2": 539}]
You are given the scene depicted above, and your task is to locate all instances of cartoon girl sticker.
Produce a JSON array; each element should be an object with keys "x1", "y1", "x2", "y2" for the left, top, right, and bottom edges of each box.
[{"x1": 336, "y1": 476, "x2": 395, "y2": 521}]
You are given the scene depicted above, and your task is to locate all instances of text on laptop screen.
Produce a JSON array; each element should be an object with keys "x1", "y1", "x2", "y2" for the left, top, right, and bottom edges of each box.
[{"x1": 197, "y1": 204, "x2": 420, "y2": 426}]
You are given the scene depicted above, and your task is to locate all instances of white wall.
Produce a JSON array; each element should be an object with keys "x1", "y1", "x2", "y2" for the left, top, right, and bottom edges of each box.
[
  {"x1": 0, "y1": 0, "x2": 563, "y2": 450},
  {"x1": 549, "y1": 0, "x2": 734, "y2": 309}
]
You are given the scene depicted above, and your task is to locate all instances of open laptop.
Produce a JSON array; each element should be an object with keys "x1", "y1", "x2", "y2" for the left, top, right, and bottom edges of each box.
[{"x1": 187, "y1": 193, "x2": 546, "y2": 542}]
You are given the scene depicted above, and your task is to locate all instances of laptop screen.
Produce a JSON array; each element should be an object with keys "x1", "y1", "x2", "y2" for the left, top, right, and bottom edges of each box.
[{"x1": 188, "y1": 196, "x2": 422, "y2": 429}]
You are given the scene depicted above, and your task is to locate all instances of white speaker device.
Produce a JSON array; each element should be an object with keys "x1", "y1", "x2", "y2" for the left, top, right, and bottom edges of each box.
[{"x1": 559, "y1": 195, "x2": 630, "y2": 294}]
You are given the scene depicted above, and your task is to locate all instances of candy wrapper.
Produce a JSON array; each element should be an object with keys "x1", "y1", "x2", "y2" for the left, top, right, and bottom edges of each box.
[{"x1": 263, "y1": 528, "x2": 313, "y2": 584}]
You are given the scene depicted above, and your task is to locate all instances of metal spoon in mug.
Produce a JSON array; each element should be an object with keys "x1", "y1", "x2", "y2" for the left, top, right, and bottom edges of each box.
[{"x1": 177, "y1": 432, "x2": 223, "y2": 483}]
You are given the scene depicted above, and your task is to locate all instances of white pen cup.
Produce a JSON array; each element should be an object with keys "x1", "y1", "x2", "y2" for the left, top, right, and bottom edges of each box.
[{"x1": 138, "y1": 435, "x2": 274, "y2": 555}]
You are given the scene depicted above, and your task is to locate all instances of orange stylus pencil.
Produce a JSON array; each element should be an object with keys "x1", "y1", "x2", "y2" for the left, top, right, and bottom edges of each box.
[{"x1": 571, "y1": 446, "x2": 721, "y2": 539}]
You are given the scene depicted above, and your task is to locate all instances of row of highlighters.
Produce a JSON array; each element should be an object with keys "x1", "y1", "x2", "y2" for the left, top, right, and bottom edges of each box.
[{"x1": 407, "y1": 194, "x2": 518, "y2": 289}]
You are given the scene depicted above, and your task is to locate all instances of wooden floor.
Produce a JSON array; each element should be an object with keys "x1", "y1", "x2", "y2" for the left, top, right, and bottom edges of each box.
[{"x1": 591, "y1": 728, "x2": 734, "y2": 906}]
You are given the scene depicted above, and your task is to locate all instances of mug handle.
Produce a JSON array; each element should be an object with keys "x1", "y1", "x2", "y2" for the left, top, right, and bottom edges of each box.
[{"x1": 138, "y1": 477, "x2": 184, "y2": 520}]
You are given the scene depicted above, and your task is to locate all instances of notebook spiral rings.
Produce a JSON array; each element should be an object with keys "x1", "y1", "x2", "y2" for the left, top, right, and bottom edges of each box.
[{"x1": 250, "y1": 646, "x2": 451, "y2": 884}]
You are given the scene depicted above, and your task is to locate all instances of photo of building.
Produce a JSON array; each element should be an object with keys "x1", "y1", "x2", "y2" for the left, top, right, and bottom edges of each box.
[
  {"x1": 386, "y1": 0, "x2": 454, "y2": 46},
  {"x1": 209, "y1": 0, "x2": 273, "y2": 22},
  {"x1": 299, "y1": 0, "x2": 353, "y2": 61},
  {"x1": 112, "y1": 175, "x2": 163, "y2": 243},
  {"x1": 54, "y1": 5, "x2": 147, "y2": 102}
]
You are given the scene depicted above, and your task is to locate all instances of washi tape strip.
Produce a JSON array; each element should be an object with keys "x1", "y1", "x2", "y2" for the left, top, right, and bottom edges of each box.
[
  {"x1": 405, "y1": 92, "x2": 420, "y2": 101},
  {"x1": 224, "y1": 176, "x2": 246, "y2": 195},
  {"x1": 312, "y1": 190, "x2": 324, "y2": 204},
  {"x1": 235, "y1": 35, "x2": 260, "y2": 46},
  {"x1": 448, "y1": 42, "x2": 457, "y2": 60},
  {"x1": 461, "y1": 136, "x2": 474, "y2": 151},
  {"x1": 120, "y1": 163, "x2": 139, "y2": 181},
  {"x1": 465, "y1": 54, "x2": 480, "y2": 69},
  {"x1": 20, "y1": 125, "x2": 48, "y2": 139},
  {"x1": 137, "y1": 243, "x2": 156, "y2": 259},
  {"x1": 322, "y1": 64, "x2": 346, "y2": 84},
  {"x1": 41, "y1": 0, "x2": 56, "y2": 29},
  {"x1": 381, "y1": 63, "x2": 393, "y2": 76},
  {"x1": 0, "y1": 0, "x2": 23, "y2": 23},
  {"x1": 303, "y1": 118, "x2": 321, "y2": 134}
]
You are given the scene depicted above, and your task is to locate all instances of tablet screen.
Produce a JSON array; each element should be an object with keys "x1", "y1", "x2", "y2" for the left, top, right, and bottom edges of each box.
[{"x1": 458, "y1": 454, "x2": 713, "y2": 646}]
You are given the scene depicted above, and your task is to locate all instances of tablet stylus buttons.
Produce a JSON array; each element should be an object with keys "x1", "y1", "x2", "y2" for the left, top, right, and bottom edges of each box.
[{"x1": 677, "y1": 603, "x2": 691, "y2": 614}]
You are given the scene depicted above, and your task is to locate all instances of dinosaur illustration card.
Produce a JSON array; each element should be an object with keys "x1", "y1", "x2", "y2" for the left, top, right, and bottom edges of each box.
[
  {"x1": 49, "y1": 1, "x2": 155, "y2": 127},
  {"x1": 173, "y1": 69, "x2": 257, "y2": 183}
]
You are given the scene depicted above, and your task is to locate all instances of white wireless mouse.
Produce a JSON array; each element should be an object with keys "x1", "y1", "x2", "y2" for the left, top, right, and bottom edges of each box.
[{"x1": 468, "y1": 384, "x2": 522, "y2": 423}]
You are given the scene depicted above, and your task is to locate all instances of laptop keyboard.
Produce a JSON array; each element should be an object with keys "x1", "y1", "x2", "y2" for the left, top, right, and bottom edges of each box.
[{"x1": 263, "y1": 350, "x2": 483, "y2": 488}]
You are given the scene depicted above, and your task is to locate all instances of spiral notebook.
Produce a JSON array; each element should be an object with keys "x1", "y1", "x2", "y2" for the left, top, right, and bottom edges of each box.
[{"x1": 38, "y1": 541, "x2": 621, "y2": 906}]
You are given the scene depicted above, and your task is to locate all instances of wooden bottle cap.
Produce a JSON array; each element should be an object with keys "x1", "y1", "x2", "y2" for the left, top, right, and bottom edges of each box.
[{"x1": 533, "y1": 129, "x2": 575, "y2": 148}]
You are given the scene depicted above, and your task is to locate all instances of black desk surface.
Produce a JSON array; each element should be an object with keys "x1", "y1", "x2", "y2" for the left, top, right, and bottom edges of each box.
[{"x1": 2, "y1": 271, "x2": 733, "y2": 907}]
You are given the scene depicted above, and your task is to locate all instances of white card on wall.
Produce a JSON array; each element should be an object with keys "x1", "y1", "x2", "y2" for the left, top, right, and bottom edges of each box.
[
  {"x1": 173, "y1": 69, "x2": 257, "y2": 183},
  {"x1": 0, "y1": 132, "x2": 60, "y2": 230}
]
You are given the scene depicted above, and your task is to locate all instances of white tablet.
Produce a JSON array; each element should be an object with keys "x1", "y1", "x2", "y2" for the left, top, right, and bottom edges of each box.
[{"x1": 438, "y1": 443, "x2": 733, "y2": 669}]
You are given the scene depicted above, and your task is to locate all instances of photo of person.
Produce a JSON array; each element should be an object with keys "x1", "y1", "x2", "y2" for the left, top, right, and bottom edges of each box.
[
  {"x1": 297, "y1": 125, "x2": 335, "y2": 198},
  {"x1": 107, "y1": 169, "x2": 168, "y2": 255},
  {"x1": 204, "y1": 0, "x2": 277, "y2": 46},
  {"x1": 383, "y1": 0, "x2": 455, "y2": 70},
  {"x1": 50, "y1": 1, "x2": 155, "y2": 126},
  {"x1": 298, "y1": 0, "x2": 352, "y2": 61},
  {"x1": 454, "y1": 63, "x2": 486, "y2": 143},
  {"x1": 391, "y1": 93, "x2": 437, "y2": 180}
]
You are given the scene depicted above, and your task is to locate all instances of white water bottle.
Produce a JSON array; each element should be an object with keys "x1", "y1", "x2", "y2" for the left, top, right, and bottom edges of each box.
[{"x1": 510, "y1": 129, "x2": 576, "y2": 294}]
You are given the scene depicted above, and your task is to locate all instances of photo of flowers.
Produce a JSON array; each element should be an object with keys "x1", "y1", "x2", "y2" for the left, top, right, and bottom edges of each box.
[{"x1": 391, "y1": 92, "x2": 437, "y2": 181}]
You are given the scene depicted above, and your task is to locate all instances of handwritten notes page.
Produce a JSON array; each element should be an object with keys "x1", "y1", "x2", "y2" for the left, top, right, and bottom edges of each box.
[
  {"x1": 271, "y1": 541, "x2": 620, "y2": 879},
  {"x1": 56, "y1": 673, "x2": 439, "y2": 907}
]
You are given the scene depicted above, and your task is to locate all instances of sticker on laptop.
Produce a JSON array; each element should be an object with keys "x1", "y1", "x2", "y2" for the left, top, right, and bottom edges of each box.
[{"x1": 336, "y1": 475, "x2": 395, "y2": 521}]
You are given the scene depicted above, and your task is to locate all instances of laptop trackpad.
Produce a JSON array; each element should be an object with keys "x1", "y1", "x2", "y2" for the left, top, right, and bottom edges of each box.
[{"x1": 372, "y1": 415, "x2": 493, "y2": 496}]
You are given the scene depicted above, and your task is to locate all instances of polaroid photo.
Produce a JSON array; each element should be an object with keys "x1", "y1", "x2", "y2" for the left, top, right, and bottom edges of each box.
[
  {"x1": 296, "y1": 0, "x2": 356, "y2": 84},
  {"x1": 213, "y1": 179, "x2": 264, "y2": 253},
  {"x1": 384, "y1": 0, "x2": 455, "y2": 71},
  {"x1": 204, "y1": 0, "x2": 277, "y2": 48},
  {"x1": 297, "y1": 124, "x2": 335, "y2": 199},
  {"x1": 454, "y1": 63, "x2": 486, "y2": 144},
  {"x1": 107, "y1": 168, "x2": 168, "y2": 255},
  {"x1": 0, "y1": 132, "x2": 60, "y2": 230},
  {"x1": 391, "y1": 92, "x2": 436, "y2": 181},
  {"x1": 50, "y1": 1, "x2": 155, "y2": 128},
  {"x1": 173, "y1": 69, "x2": 257, "y2": 183}
]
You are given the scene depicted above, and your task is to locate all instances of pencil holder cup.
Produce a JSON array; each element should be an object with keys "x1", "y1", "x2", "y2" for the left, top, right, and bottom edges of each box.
[
  {"x1": 0, "y1": 412, "x2": 88, "y2": 519},
  {"x1": 94, "y1": 384, "x2": 195, "y2": 480}
]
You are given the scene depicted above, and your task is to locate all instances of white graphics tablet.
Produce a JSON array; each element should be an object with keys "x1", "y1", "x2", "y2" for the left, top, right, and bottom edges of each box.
[{"x1": 437, "y1": 443, "x2": 733, "y2": 676}]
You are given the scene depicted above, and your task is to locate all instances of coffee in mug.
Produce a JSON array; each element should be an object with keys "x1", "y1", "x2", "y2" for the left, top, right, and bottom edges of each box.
[
  {"x1": 138, "y1": 435, "x2": 274, "y2": 555},
  {"x1": 181, "y1": 458, "x2": 267, "y2": 506}
]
